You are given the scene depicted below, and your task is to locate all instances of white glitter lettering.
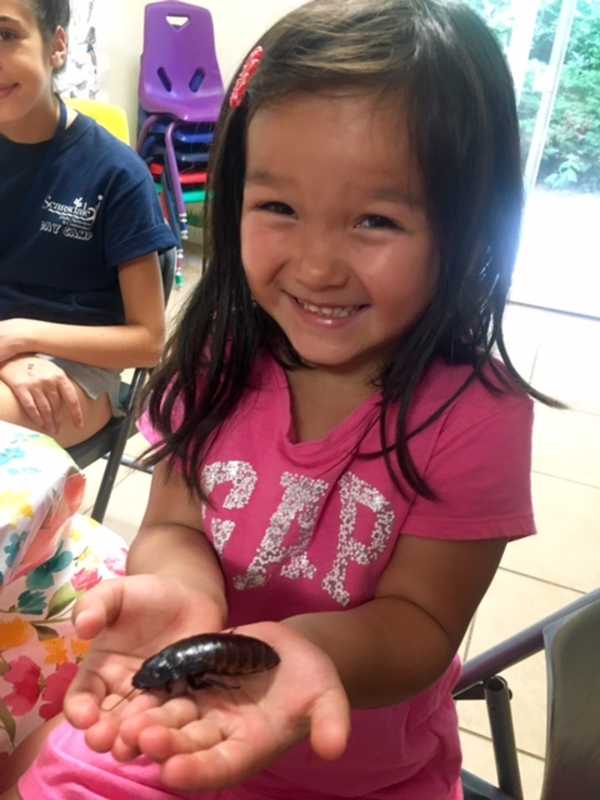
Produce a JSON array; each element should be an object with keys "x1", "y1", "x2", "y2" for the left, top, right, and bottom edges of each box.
[
  {"x1": 234, "y1": 472, "x2": 328, "y2": 590},
  {"x1": 202, "y1": 461, "x2": 257, "y2": 553},
  {"x1": 322, "y1": 472, "x2": 395, "y2": 607}
]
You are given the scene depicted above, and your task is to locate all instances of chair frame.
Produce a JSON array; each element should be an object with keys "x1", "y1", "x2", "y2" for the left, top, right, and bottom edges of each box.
[{"x1": 456, "y1": 588, "x2": 600, "y2": 799}]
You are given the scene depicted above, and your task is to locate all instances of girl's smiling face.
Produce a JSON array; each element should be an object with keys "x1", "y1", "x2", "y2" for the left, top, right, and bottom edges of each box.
[
  {"x1": 241, "y1": 92, "x2": 438, "y2": 385},
  {"x1": 0, "y1": 0, "x2": 66, "y2": 142}
]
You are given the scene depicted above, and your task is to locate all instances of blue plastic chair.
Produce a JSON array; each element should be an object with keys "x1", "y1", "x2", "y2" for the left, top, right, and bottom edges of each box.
[{"x1": 147, "y1": 119, "x2": 215, "y2": 146}]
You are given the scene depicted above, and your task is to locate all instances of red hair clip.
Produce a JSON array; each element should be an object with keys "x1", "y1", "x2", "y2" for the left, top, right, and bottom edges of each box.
[{"x1": 229, "y1": 46, "x2": 265, "y2": 109}]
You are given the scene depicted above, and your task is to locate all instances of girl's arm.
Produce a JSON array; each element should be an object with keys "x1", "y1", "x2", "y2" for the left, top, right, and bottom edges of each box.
[
  {"x1": 0, "y1": 253, "x2": 166, "y2": 369},
  {"x1": 61, "y1": 459, "x2": 229, "y2": 739},
  {"x1": 103, "y1": 532, "x2": 501, "y2": 791},
  {"x1": 126, "y1": 459, "x2": 228, "y2": 628},
  {"x1": 285, "y1": 534, "x2": 506, "y2": 708}
]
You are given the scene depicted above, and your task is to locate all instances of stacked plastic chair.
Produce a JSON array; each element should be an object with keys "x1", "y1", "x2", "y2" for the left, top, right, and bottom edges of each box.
[{"x1": 136, "y1": 1, "x2": 225, "y2": 286}]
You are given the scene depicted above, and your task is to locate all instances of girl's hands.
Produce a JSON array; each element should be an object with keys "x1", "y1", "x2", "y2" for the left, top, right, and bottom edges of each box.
[
  {"x1": 66, "y1": 575, "x2": 351, "y2": 793},
  {"x1": 110, "y1": 621, "x2": 350, "y2": 792},
  {"x1": 65, "y1": 575, "x2": 350, "y2": 792},
  {"x1": 0, "y1": 355, "x2": 83, "y2": 434},
  {"x1": 63, "y1": 575, "x2": 226, "y2": 744}
]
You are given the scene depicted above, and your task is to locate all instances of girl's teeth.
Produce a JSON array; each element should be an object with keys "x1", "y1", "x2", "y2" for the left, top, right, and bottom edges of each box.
[{"x1": 299, "y1": 300, "x2": 359, "y2": 318}]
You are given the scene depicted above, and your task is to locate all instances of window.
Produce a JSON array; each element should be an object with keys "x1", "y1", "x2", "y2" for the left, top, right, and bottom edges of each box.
[{"x1": 468, "y1": 0, "x2": 600, "y2": 318}]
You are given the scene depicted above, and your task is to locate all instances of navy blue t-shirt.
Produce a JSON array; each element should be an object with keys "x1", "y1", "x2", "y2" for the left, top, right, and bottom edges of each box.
[{"x1": 0, "y1": 110, "x2": 176, "y2": 326}]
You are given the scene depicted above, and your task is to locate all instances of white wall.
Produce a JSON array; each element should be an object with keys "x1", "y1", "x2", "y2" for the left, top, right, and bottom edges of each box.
[{"x1": 97, "y1": 0, "x2": 306, "y2": 135}]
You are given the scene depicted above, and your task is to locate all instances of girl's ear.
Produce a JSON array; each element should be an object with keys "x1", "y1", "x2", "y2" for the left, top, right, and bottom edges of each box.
[{"x1": 50, "y1": 26, "x2": 68, "y2": 72}]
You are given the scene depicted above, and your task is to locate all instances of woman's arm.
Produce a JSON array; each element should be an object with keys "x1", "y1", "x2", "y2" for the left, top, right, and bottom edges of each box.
[
  {"x1": 285, "y1": 534, "x2": 506, "y2": 708},
  {"x1": 0, "y1": 253, "x2": 166, "y2": 369}
]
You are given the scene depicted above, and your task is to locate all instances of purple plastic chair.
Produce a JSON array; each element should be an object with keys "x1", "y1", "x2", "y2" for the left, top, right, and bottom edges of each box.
[{"x1": 137, "y1": 1, "x2": 224, "y2": 235}]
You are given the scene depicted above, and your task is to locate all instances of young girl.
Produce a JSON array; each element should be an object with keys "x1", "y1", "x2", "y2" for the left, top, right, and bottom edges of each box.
[
  {"x1": 4, "y1": 0, "x2": 552, "y2": 797},
  {"x1": 0, "y1": 0, "x2": 175, "y2": 447}
]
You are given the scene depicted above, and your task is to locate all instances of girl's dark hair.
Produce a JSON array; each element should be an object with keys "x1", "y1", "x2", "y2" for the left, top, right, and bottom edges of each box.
[
  {"x1": 143, "y1": 0, "x2": 558, "y2": 501},
  {"x1": 27, "y1": 0, "x2": 70, "y2": 40}
]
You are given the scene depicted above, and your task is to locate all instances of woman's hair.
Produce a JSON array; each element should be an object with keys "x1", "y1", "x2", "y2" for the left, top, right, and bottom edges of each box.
[
  {"x1": 27, "y1": 0, "x2": 70, "y2": 41},
  {"x1": 143, "y1": 0, "x2": 557, "y2": 500}
]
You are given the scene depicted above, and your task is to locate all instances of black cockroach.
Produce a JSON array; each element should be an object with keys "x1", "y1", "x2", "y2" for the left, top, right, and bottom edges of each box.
[{"x1": 106, "y1": 633, "x2": 280, "y2": 711}]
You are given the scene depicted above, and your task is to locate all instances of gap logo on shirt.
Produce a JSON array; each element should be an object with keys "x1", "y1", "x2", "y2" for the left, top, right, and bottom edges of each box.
[
  {"x1": 40, "y1": 193, "x2": 104, "y2": 242},
  {"x1": 202, "y1": 461, "x2": 396, "y2": 608}
]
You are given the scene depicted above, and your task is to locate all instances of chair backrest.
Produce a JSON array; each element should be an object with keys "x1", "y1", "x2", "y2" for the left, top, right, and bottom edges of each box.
[
  {"x1": 540, "y1": 597, "x2": 600, "y2": 800},
  {"x1": 66, "y1": 98, "x2": 130, "y2": 144},
  {"x1": 458, "y1": 590, "x2": 600, "y2": 800},
  {"x1": 139, "y1": 1, "x2": 225, "y2": 123}
]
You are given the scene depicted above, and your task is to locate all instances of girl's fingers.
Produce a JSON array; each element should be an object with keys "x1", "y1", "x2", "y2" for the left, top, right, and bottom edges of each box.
[
  {"x1": 111, "y1": 692, "x2": 166, "y2": 762},
  {"x1": 161, "y1": 750, "x2": 228, "y2": 792},
  {"x1": 308, "y1": 686, "x2": 351, "y2": 761},
  {"x1": 64, "y1": 684, "x2": 106, "y2": 728},
  {"x1": 111, "y1": 735, "x2": 142, "y2": 763},
  {"x1": 158, "y1": 736, "x2": 262, "y2": 793},
  {"x1": 68, "y1": 690, "x2": 159, "y2": 755},
  {"x1": 65, "y1": 652, "x2": 136, "y2": 721},
  {"x1": 73, "y1": 575, "x2": 187, "y2": 639},
  {"x1": 72, "y1": 579, "x2": 123, "y2": 637},
  {"x1": 137, "y1": 718, "x2": 224, "y2": 762},
  {"x1": 118, "y1": 689, "x2": 164, "y2": 718},
  {"x1": 118, "y1": 695, "x2": 201, "y2": 748},
  {"x1": 83, "y1": 714, "x2": 122, "y2": 753}
]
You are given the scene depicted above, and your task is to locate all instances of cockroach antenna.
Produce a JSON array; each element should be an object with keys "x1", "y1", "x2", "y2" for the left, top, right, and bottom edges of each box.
[{"x1": 102, "y1": 686, "x2": 139, "y2": 712}]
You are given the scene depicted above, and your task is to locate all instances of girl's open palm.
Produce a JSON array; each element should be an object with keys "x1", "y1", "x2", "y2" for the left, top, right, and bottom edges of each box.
[
  {"x1": 64, "y1": 576, "x2": 350, "y2": 792},
  {"x1": 110, "y1": 622, "x2": 350, "y2": 793},
  {"x1": 63, "y1": 575, "x2": 225, "y2": 750}
]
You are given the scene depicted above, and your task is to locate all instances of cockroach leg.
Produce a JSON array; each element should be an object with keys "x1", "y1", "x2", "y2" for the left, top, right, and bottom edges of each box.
[{"x1": 187, "y1": 674, "x2": 240, "y2": 691}]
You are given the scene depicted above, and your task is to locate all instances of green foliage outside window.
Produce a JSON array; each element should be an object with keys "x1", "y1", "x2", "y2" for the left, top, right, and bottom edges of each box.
[{"x1": 468, "y1": 0, "x2": 600, "y2": 192}]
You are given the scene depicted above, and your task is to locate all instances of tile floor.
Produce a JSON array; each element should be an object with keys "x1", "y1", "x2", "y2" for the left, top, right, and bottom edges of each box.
[{"x1": 80, "y1": 252, "x2": 600, "y2": 799}]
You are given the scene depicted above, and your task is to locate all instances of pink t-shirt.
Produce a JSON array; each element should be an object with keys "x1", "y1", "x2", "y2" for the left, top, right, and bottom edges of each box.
[{"x1": 21, "y1": 354, "x2": 535, "y2": 800}]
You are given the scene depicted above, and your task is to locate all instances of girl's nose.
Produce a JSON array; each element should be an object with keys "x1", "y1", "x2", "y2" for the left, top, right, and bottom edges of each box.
[{"x1": 294, "y1": 231, "x2": 348, "y2": 290}]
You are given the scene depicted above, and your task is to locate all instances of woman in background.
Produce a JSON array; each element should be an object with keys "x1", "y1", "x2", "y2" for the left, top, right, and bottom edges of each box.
[{"x1": 0, "y1": 0, "x2": 175, "y2": 447}]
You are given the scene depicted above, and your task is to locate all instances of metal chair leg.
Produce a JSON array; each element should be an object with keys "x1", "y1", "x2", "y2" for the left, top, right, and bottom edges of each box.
[{"x1": 90, "y1": 415, "x2": 134, "y2": 523}]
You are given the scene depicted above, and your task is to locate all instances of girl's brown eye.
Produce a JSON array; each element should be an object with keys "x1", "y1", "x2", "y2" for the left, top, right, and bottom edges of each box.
[
  {"x1": 358, "y1": 215, "x2": 401, "y2": 231},
  {"x1": 260, "y1": 202, "x2": 295, "y2": 216}
]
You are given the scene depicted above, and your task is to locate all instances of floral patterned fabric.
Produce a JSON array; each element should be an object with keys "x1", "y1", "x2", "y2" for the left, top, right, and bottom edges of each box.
[{"x1": 0, "y1": 422, "x2": 128, "y2": 763}]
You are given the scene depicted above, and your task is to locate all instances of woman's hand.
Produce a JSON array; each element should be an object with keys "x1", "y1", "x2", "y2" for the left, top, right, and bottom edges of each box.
[
  {"x1": 0, "y1": 318, "x2": 29, "y2": 362},
  {"x1": 63, "y1": 575, "x2": 226, "y2": 740},
  {"x1": 0, "y1": 355, "x2": 83, "y2": 434},
  {"x1": 107, "y1": 621, "x2": 351, "y2": 793}
]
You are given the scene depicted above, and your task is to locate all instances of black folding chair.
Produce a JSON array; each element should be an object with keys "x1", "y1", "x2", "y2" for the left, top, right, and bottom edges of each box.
[
  {"x1": 456, "y1": 588, "x2": 600, "y2": 800},
  {"x1": 67, "y1": 247, "x2": 176, "y2": 522}
]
